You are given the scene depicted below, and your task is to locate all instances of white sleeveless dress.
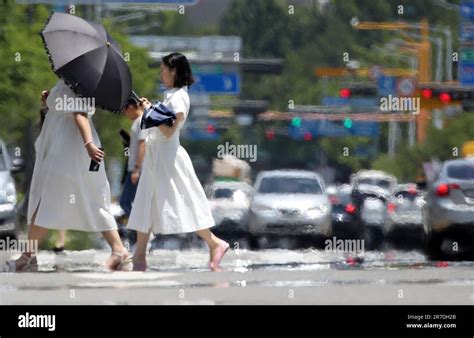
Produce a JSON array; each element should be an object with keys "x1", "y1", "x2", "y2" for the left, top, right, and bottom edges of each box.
[
  {"x1": 127, "y1": 86, "x2": 215, "y2": 234},
  {"x1": 26, "y1": 80, "x2": 117, "y2": 232}
]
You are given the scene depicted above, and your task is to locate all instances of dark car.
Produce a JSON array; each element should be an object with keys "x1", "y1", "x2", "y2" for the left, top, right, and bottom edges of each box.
[{"x1": 329, "y1": 185, "x2": 363, "y2": 239}]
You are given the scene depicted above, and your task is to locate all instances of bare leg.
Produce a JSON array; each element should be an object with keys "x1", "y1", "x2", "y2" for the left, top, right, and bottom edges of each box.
[
  {"x1": 55, "y1": 230, "x2": 67, "y2": 248},
  {"x1": 196, "y1": 229, "x2": 229, "y2": 270},
  {"x1": 11, "y1": 204, "x2": 48, "y2": 270},
  {"x1": 101, "y1": 230, "x2": 129, "y2": 270},
  {"x1": 196, "y1": 228, "x2": 223, "y2": 252},
  {"x1": 132, "y1": 230, "x2": 151, "y2": 270},
  {"x1": 26, "y1": 203, "x2": 48, "y2": 255}
]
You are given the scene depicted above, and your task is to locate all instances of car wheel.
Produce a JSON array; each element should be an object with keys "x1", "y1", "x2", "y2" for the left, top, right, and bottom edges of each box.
[
  {"x1": 423, "y1": 230, "x2": 443, "y2": 260},
  {"x1": 364, "y1": 227, "x2": 383, "y2": 250}
]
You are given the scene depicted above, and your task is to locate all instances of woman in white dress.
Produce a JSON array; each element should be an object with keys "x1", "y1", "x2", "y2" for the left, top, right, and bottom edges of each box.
[
  {"x1": 125, "y1": 53, "x2": 229, "y2": 272},
  {"x1": 7, "y1": 79, "x2": 131, "y2": 272}
]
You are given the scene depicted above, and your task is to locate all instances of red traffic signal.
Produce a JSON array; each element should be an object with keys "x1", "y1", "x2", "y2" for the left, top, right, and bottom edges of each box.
[
  {"x1": 265, "y1": 129, "x2": 275, "y2": 140},
  {"x1": 421, "y1": 88, "x2": 432, "y2": 99},
  {"x1": 439, "y1": 92, "x2": 451, "y2": 104},
  {"x1": 206, "y1": 124, "x2": 216, "y2": 134},
  {"x1": 339, "y1": 88, "x2": 351, "y2": 98}
]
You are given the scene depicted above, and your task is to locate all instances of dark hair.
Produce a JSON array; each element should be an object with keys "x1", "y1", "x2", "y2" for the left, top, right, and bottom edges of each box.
[{"x1": 162, "y1": 52, "x2": 195, "y2": 88}]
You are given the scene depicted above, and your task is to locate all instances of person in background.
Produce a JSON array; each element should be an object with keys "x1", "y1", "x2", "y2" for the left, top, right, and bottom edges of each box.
[{"x1": 120, "y1": 100, "x2": 147, "y2": 245}]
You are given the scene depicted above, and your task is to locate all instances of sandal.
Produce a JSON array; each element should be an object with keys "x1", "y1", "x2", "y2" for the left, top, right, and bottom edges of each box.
[
  {"x1": 107, "y1": 250, "x2": 133, "y2": 271},
  {"x1": 6, "y1": 253, "x2": 38, "y2": 272},
  {"x1": 209, "y1": 241, "x2": 229, "y2": 272}
]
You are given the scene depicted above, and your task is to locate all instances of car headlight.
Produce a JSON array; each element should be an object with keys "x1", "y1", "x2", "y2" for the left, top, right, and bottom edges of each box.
[
  {"x1": 305, "y1": 205, "x2": 329, "y2": 218},
  {"x1": 2, "y1": 182, "x2": 17, "y2": 204}
]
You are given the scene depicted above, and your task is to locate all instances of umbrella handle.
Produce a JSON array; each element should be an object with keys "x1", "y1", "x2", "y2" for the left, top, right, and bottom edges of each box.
[{"x1": 131, "y1": 90, "x2": 140, "y2": 102}]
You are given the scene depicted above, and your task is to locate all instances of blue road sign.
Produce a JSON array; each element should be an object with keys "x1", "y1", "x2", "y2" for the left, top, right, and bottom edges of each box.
[
  {"x1": 322, "y1": 97, "x2": 376, "y2": 107},
  {"x1": 350, "y1": 122, "x2": 379, "y2": 137},
  {"x1": 461, "y1": 2, "x2": 474, "y2": 19},
  {"x1": 377, "y1": 75, "x2": 396, "y2": 96},
  {"x1": 459, "y1": 61, "x2": 474, "y2": 86},
  {"x1": 460, "y1": 22, "x2": 474, "y2": 40},
  {"x1": 181, "y1": 128, "x2": 220, "y2": 140},
  {"x1": 287, "y1": 120, "x2": 378, "y2": 139},
  {"x1": 322, "y1": 97, "x2": 348, "y2": 106},
  {"x1": 190, "y1": 73, "x2": 240, "y2": 95},
  {"x1": 18, "y1": 0, "x2": 198, "y2": 4}
]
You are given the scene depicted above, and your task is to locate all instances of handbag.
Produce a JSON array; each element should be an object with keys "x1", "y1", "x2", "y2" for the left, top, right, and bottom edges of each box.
[{"x1": 140, "y1": 101, "x2": 176, "y2": 130}]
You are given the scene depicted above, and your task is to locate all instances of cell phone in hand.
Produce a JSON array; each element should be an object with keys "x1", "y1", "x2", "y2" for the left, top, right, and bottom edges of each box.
[{"x1": 89, "y1": 147, "x2": 104, "y2": 172}]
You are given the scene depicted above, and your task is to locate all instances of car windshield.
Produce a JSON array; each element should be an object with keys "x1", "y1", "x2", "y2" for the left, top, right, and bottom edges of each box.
[
  {"x1": 357, "y1": 178, "x2": 392, "y2": 189},
  {"x1": 446, "y1": 163, "x2": 474, "y2": 180},
  {"x1": 258, "y1": 176, "x2": 322, "y2": 194},
  {"x1": 213, "y1": 188, "x2": 235, "y2": 199}
]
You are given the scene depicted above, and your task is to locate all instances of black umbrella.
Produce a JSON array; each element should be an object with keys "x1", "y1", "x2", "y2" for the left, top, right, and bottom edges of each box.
[{"x1": 40, "y1": 12, "x2": 139, "y2": 113}]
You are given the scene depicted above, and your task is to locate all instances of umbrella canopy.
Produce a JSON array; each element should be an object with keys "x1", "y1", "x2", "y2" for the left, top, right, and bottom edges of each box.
[{"x1": 40, "y1": 12, "x2": 133, "y2": 113}]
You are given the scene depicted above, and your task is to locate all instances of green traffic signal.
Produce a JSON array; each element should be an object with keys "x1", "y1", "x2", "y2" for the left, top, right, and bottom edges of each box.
[
  {"x1": 291, "y1": 117, "x2": 302, "y2": 128},
  {"x1": 343, "y1": 118, "x2": 353, "y2": 129}
]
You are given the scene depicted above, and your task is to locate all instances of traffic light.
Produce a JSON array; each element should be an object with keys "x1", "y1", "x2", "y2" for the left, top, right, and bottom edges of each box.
[
  {"x1": 340, "y1": 88, "x2": 351, "y2": 98},
  {"x1": 206, "y1": 124, "x2": 216, "y2": 134},
  {"x1": 339, "y1": 83, "x2": 377, "y2": 97},
  {"x1": 291, "y1": 117, "x2": 302, "y2": 128},
  {"x1": 343, "y1": 118, "x2": 353, "y2": 129},
  {"x1": 418, "y1": 84, "x2": 474, "y2": 109},
  {"x1": 303, "y1": 131, "x2": 312, "y2": 141},
  {"x1": 265, "y1": 129, "x2": 275, "y2": 140}
]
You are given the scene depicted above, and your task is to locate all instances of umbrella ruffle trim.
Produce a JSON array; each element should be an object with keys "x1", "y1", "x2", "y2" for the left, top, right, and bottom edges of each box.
[{"x1": 39, "y1": 12, "x2": 123, "y2": 114}]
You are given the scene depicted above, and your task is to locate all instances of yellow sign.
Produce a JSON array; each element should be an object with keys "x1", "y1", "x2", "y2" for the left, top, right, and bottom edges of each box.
[{"x1": 462, "y1": 141, "x2": 474, "y2": 157}]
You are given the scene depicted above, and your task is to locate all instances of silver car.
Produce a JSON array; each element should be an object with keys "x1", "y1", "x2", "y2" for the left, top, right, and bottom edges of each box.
[
  {"x1": 350, "y1": 170, "x2": 396, "y2": 247},
  {"x1": 385, "y1": 184, "x2": 425, "y2": 243},
  {"x1": 0, "y1": 140, "x2": 18, "y2": 239},
  {"x1": 207, "y1": 181, "x2": 253, "y2": 235},
  {"x1": 423, "y1": 158, "x2": 474, "y2": 258},
  {"x1": 248, "y1": 170, "x2": 331, "y2": 237}
]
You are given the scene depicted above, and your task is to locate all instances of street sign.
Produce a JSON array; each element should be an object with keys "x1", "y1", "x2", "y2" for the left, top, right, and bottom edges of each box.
[
  {"x1": 396, "y1": 77, "x2": 417, "y2": 97},
  {"x1": 461, "y1": 47, "x2": 474, "y2": 61},
  {"x1": 350, "y1": 122, "x2": 379, "y2": 137},
  {"x1": 459, "y1": 62, "x2": 474, "y2": 86},
  {"x1": 18, "y1": 0, "x2": 198, "y2": 4},
  {"x1": 460, "y1": 22, "x2": 474, "y2": 40},
  {"x1": 368, "y1": 65, "x2": 384, "y2": 81},
  {"x1": 377, "y1": 75, "x2": 397, "y2": 96},
  {"x1": 349, "y1": 98, "x2": 378, "y2": 107},
  {"x1": 322, "y1": 97, "x2": 376, "y2": 107},
  {"x1": 461, "y1": 2, "x2": 474, "y2": 19},
  {"x1": 322, "y1": 97, "x2": 348, "y2": 106},
  {"x1": 190, "y1": 73, "x2": 240, "y2": 95}
]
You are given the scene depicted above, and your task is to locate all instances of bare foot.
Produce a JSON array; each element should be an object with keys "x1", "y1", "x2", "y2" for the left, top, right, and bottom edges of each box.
[
  {"x1": 105, "y1": 250, "x2": 132, "y2": 271},
  {"x1": 132, "y1": 257, "x2": 147, "y2": 271}
]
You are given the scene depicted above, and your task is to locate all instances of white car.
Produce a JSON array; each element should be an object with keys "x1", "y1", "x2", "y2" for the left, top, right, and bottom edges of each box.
[
  {"x1": 0, "y1": 140, "x2": 19, "y2": 240},
  {"x1": 207, "y1": 180, "x2": 253, "y2": 236},
  {"x1": 248, "y1": 170, "x2": 332, "y2": 238}
]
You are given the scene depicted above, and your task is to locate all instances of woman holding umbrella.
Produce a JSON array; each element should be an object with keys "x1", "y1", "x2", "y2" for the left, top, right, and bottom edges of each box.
[
  {"x1": 6, "y1": 13, "x2": 133, "y2": 272},
  {"x1": 124, "y1": 53, "x2": 230, "y2": 272},
  {"x1": 7, "y1": 79, "x2": 132, "y2": 272}
]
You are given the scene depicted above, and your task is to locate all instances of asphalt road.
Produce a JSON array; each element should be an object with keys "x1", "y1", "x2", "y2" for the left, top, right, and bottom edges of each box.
[{"x1": 0, "y1": 248, "x2": 473, "y2": 305}]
